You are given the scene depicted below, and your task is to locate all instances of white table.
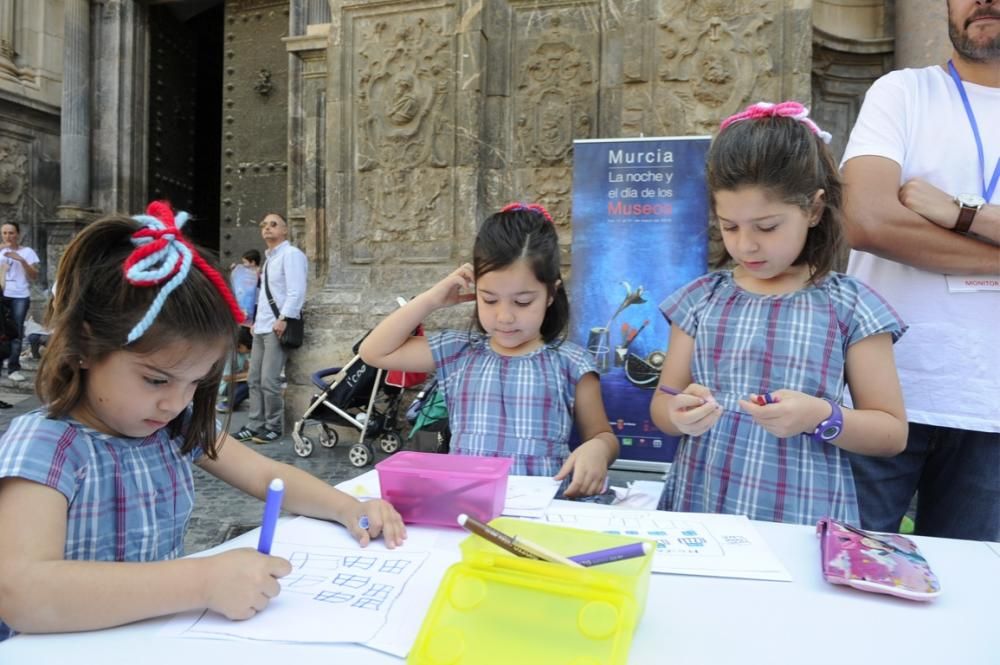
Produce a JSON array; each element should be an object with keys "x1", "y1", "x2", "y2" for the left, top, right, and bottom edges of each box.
[{"x1": 2, "y1": 476, "x2": 998, "y2": 664}]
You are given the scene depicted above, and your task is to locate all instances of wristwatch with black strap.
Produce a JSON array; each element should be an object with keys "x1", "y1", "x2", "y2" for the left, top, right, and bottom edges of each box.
[{"x1": 953, "y1": 193, "x2": 986, "y2": 234}]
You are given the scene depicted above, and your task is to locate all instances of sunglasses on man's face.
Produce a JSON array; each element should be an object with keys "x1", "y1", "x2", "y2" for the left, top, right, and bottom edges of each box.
[{"x1": 259, "y1": 220, "x2": 282, "y2": 228}]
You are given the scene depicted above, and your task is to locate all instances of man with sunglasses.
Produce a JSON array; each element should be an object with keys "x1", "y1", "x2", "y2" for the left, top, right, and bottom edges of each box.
[{"x1": 232, "y1": 212, "x2": 308, "y2": 445}]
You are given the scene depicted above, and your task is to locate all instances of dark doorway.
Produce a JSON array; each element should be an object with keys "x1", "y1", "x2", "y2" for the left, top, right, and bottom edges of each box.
[{"x1": 146, "y1": 3, "x2": 223, "y2": 251}]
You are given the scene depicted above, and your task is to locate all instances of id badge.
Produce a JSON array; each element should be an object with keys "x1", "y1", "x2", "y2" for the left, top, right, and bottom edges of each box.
[{"x1": 946, "y1": 274, "x2": 1000, "y2": 292}]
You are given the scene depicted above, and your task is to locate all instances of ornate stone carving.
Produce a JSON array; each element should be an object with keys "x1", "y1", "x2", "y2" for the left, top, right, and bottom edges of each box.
[
  {"x1": 353, "y1": 16, "x2": 453, "y2": 257},
  {"x1": 523, "y1": 166, "x2": 572, "y2": 229},
  {"x1": 515, "y1": 18, "x2": 595, "y2": 167},
  {"x1": 0, "y1": 138, "x2": 28, "y2": 221},
  {"x1": 253, "y1": 68, "x2": 274, "y2": 96},
  {"x1": 656, "y1": 0, "x2": 777, "y2": 134}
]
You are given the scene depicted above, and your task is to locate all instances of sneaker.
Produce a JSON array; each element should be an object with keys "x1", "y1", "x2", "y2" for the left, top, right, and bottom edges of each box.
[
  {"x1": 251, "y1": 429, "x2": 281, "y2": 444},
  {"x1": 215, "y1": 401, "x2": 230, "y2": 413},
  {"x1": 8, "y1": 371, "x2": 26, "y2": 382},
  {"x1": 0, "y1": 400, "x2": 12, "y2": 409},
  {"x1": 232, "y1": 426, "x2": 257, "y2": 442}
]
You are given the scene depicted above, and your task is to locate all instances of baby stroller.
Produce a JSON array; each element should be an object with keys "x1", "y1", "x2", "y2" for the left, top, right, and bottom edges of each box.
[
  {"x1": 291, "y1": 300, "x2": 426, "y2": 467},
  {"x1": 405, "y1": 378, "x2": 451, "y2": 453}
]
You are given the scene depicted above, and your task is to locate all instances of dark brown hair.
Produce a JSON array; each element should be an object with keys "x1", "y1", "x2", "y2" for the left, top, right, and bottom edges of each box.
[
  {"x1": 706, "y1": 113, "x2": 844, "y2": 282},
  {"x1": 37, "y1": 215, "x2": 237, "y2": 458},
  {"x1": 472, "y1": 206, "x2": 569, "y2": 343}
]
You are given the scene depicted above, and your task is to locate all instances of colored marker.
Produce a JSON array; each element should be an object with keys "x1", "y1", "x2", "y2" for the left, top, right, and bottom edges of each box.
[
  {"x1": 457, "y1": 514, "x2": 582, "y2": 567},
  {"x1": 257, "y1": 478, "x2": 284, "y2": 554},
  {"x1": 512, "y1": 535, "x2": 584, "y2": 568},
  {"x1": 569, "y1": 541, "x2": 652, "y2": 567},
  {"x1": 359, "y1": 514, "x2": 370, "y2": 530},
  {"x1": 753, "y1": 392, "x2": 780, "y2": 407},
  {"x1": 659, "y1": 384, "x2": 713, "y2": 407}
]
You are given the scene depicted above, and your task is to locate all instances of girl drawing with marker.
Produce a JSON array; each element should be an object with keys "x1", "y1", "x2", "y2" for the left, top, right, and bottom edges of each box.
[{"x1": 0, "y1": 204, "x2": 405, "y2": 641}]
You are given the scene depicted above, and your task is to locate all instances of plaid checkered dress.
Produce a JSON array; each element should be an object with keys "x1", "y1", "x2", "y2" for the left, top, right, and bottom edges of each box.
[
  {"x1": 0, "y1": 410, "x2": 200, "y2": 641},
  {"x1": 657, "y1": 271, "x2": 905, "y2": 525},
  {"x1": 428, "y1": 330, "x2": 597, "y2": 476}
]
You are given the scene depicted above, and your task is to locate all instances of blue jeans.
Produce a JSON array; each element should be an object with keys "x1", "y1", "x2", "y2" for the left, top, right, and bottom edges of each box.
[
  {"x1": 2, "y1": 296, "x2": 28, "y2": 372},
  {"x1": 848, "y1": 423, "x2": 1000, "y2": 541}
]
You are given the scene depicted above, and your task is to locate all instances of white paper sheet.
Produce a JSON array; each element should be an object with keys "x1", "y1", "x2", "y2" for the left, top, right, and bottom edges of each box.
[
  {"x1": 161, "y1": 517, "x2": 459, "y2": 656},
  {"x1": 501, "y1": 476, "x2": 561, "y2": 517},
  {"x1": 543, "y1": 508, "x2": 793, "y2": 581}
]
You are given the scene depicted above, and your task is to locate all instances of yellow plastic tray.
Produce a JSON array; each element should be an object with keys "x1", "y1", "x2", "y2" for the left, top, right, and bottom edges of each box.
[{"x1": 408, "y1": 518, "x2": 654, "y2": 665}]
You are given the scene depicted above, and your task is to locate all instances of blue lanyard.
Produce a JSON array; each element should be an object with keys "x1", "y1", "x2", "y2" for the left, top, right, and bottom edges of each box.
[{"x1": 948, "y1": 60, "x2": 1000, "y2": 201}]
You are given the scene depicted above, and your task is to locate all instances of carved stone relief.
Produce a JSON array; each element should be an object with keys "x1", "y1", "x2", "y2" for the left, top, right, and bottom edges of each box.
[
  {"x1": 515, "y1": 28, "x2": 594, "y2": 167},
  {"x1": 353, "y1": 15, "x2": 453, "y2": 261},
  {"x1": 511, "y1": 10, "x2": 597, "y2": 238},
  {"x1": 0, "y1": 136, "x2": 28, "y2": 225},
  {"x1": 655, "y1": 0, "x2": 779, "y2": 135}
]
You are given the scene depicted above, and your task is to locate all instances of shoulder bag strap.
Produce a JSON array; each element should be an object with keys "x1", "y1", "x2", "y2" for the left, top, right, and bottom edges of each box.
[{"x1": 262, "y1": 260, "x2": 281, "y2": 320}]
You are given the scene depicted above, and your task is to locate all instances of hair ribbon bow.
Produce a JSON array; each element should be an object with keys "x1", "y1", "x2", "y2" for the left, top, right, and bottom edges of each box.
[
  {"x1": 720, "y1": 101, "x2": 832, "y2": 144},
  {"x1": 124, "y1": 200, "x2": 244, "y2": 343},
  {"x1": 500, "y1": 202, "x2": 554, "y2": 223}
]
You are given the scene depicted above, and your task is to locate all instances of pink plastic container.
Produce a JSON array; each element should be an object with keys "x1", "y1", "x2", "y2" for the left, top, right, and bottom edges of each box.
[{"x1": 376, "y1": 451, "x2": 513, "y2": 527}]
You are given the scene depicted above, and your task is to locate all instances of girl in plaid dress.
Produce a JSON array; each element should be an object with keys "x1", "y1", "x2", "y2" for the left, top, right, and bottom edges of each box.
[
  {"x1": 360, "y1": 204, "x2": 619, "y2": 497},
  {"x1": 0, "y1": 204, "x2": 405, "y2": 641},
  {"x1": 650, "y1": 102, "x2": 909, "y2": 526}
]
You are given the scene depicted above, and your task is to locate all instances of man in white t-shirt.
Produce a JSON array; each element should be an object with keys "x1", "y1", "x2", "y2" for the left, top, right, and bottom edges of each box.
[
  {"x1": 1, "y1": 222, "x2": 40, "y2": 383},
  {"x1": 840, "y1": 0, "x2": 999, "y2": 541}
]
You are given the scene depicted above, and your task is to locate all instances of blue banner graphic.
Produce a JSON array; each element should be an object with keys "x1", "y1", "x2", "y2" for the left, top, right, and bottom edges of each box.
[{"x1": 570, "y1": 136, "x2": 711, "y2": 469}]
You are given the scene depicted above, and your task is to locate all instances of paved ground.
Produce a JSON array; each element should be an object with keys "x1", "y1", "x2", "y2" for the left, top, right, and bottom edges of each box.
[{"x1": 0, "y1": 385, "x2": 663, "y2": 554}]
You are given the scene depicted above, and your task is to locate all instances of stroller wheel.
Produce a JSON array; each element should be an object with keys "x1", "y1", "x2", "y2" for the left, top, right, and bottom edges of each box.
[
  {"x1": 320, "y1": 425, "x2": 339, "y2": 448},
  {"x1": 294, "y1": 435, "x2": 314, "y2": 458},
  {"x1": 378, "y1": 432, "x2": 402, "y2": 454},
  {"x1": 348, "y1": 443, "x2": 372, "y2": 467}
]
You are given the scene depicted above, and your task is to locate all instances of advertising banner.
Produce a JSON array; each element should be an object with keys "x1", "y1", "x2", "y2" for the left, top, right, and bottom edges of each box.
[{"x1": 570, "y1": 136, "x2": 711, "y2": 471}]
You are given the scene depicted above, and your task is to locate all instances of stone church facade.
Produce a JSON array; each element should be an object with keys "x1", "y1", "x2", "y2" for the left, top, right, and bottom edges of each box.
[{"x1": 0, "y1": 0, "x2": 949, "y2": 417}]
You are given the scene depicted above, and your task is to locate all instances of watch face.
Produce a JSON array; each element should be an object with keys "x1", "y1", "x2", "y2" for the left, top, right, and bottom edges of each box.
[
  {"x1": 957, "y1": 193, "x2": 986, "y2": 208},
  {"x1": 820, "y1": 424, "x2": 842, "y2": 441}
]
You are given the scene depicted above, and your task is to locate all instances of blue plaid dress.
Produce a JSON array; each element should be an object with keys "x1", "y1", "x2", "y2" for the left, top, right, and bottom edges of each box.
[
  {"x1": 657, "y1": 271, "x2": 906, "y2": 525},
  {"x1": 0, "y1": 410, "x2": 200, "y2": 641},
  {"x1": 428, "y1": 330, "x2": 597, "y2": 476}
]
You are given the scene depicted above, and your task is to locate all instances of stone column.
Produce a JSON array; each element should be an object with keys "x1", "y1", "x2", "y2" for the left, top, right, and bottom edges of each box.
[
  {"x1": 307, "y1": 0, "x2": 330, "y2": 24},
  {"x1": 895, "y1": 0, "x2": 950, "y2": 68},
  {"x1": 61, "y1": 0, "x2": 91, "y2": 208},
  {"x1": 0, "y1": 0, "x2": 18, "y2": 76}
]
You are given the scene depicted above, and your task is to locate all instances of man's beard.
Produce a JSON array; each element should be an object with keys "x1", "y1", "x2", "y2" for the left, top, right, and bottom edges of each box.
[{"x1": 949, "y1": 8, "x2": 1000, "y2": 62}]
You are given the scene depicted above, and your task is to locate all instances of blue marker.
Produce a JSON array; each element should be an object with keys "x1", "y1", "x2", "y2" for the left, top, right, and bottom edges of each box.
[
  {"x1": 359, "y1": 514, "x2": 370, "y2": 530},
  {"x1": 257, "y1": 478, "x2": 285, "y2": 554}
]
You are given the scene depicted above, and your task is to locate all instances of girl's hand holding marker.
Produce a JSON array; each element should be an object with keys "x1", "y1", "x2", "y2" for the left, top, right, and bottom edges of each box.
[{"x1": 657, "y1": 384, "x2": 723, "y2": 437}]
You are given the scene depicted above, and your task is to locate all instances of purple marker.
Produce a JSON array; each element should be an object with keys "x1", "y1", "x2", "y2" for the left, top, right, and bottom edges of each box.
[
  {"x1": 657, "y1": 385, "x2": 682, "y2": 396},
  {"x1": 569, "y1": 541, "x2": 652, "y2": 567}
]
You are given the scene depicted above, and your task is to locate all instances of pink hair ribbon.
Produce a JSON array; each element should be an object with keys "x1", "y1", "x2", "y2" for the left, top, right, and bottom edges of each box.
[
  {"x1": 124, "y1": 200, "x2": 244, "y2": 343},
  {"x1": 500, "y1": 202, "x2": 554, "y2": 223},
  {"x1": 720, "y1": 101, "x2": 832, "y2": 144}
]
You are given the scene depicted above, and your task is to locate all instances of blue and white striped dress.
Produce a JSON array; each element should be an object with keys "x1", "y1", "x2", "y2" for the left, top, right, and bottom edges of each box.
[
  {"x1": 657, "y1": 271, "x2": 906, "y2": 526},
  {"x1": 428, "y1": 330, "x2": 597, "y2": 476}
]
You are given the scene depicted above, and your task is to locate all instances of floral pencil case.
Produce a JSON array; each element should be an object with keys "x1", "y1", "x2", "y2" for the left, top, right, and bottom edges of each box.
[{"x1": 816, "y1": 517, "x2": 941, "y2": 601}]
